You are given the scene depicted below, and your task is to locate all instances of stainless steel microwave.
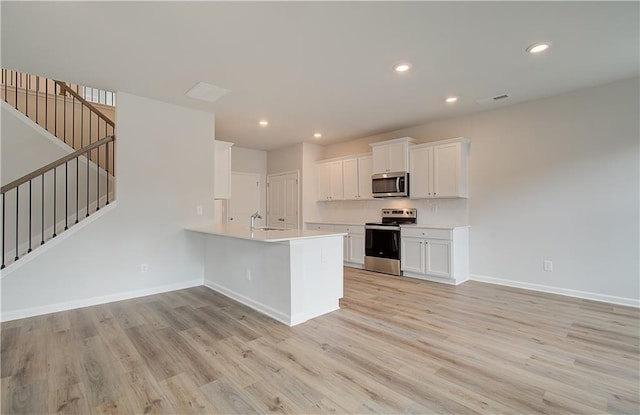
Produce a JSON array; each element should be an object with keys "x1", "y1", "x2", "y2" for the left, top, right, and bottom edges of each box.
[{"x1": 372, "y1": 172, "x2": 409, "y2": 198}]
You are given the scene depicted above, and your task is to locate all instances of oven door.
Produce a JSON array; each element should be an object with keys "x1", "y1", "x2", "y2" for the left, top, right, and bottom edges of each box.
[{"x1": 365, "y1": 226, "x2": 400, "y2": 260}]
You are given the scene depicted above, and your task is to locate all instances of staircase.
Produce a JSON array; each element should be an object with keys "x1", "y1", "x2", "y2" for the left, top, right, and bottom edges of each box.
[{"x1": 0, "y1": 69, "x2": 116, "y2": 269}]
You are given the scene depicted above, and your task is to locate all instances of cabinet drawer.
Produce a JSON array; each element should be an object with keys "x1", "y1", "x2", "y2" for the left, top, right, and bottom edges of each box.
[
  {"x1": 401, "y1": 227, "x2": 452, "y2": 240},
  {"x1": 307, "y1": 223, "x2": 334, "y2": 232},
  {"x1": 334, "y1": 225, "x2": 364, "y2": 234}
]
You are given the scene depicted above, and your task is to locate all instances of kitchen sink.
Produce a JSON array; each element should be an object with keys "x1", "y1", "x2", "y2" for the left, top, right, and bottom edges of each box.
[{"x1": 254, "y1": 227, "x2": 287, "y2": 231}]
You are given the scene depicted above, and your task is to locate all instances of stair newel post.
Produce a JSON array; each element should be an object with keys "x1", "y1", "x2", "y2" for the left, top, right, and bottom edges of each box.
[
  {"x1": 45, "y1": 77, "x2": 48, "y2": 131},
  {"x1": 75, "y1": 156, "x2": 79, "y2": 224},
  {"x1": 63, "y1": 85, "x2": 67, "y2": 144},
  {"x1": 54, "y1": 82, "x2": 57, "y2": 137},
  {"x1": 96, "y1": 118, "x2": 100, "y2": 211},
  {"x1": 35, "y1": 76, "x2": 39, "y2": 126},
  {"x1": 28, "y1": 180, "x2": 32, "y2": 253},
  {"x1": 89, "y1": 107, "x2": 92, "y2": 147},
  {"x1": 14, "y1": 188, "x2": 19, "y2": 261},
  {"x1": 41, "y1": 173, "x2": 45, "y2": 245},
  {"x1": 14, "y1": 71, "x2": 18, "y2": 110},
  {"x1": 25, "y1": 74, "x2": 29, "y2": 119},
  {"x1": 64, "y1": 162, "x2": 69, "y2": 231},
  {"x1": 52, "y1": 167, "x2": 57, "y2": 238},
  {"x1": 1, "y1": 192, "x2": 5, "y2": 269},
  {"x1": 86, "y1": 147, "x2": 90, "y2": 218},
  {"x1": 72, "y1": 94, "x2": 75, "y2": 150},
  {"x1": 105, "y1": 127, "x2": 109, "y2": 206}
]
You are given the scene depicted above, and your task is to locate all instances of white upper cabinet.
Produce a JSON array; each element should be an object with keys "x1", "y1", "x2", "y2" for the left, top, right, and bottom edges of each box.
[
  {"x1": 409, "y1": 138, "x2": 469, "y2": 199},
  {"x1": 317, "y1": 160, "x2": 344, "y2": 201},
  {"x1": 409, "y1": 146, "x2": 433, "y2": 198},
  {"x1": 370, "y1": 137, "x2": 415, "y2": 174},
  {"x1": 342, "y1": 158, "x2": 358, "y2": 200},
  {"x1": 357, "y1": 156, "x2": 373, "y2": 199},
  {"x1": 317, "y1": 154, "x2": 372, "y2": 201},
  {"x1": 214, "y1": 140, "x2": 234, "y2": 199},
  {"x1": 342, "y1": 155, "x2": 373, "y2": 200}
]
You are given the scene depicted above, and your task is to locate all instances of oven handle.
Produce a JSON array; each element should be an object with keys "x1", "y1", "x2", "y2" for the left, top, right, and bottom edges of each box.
[{"x1": 365, "y1": 225, "x2": 401, "y2": 231}]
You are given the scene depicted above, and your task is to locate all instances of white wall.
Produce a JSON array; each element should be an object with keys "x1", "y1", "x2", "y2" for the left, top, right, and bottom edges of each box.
[
  {"x1": 1, "y1": 102, "x2": 69, "y2": 182},
  {"x1": 1, "y1": 92, "x2": 216, "y2": 320},
  {"x1": 319, "y1": 77, "x2": 639, "y2": 305},
  {"x1": 267, "y1": 143, "x2": 302, "y2": 175}
]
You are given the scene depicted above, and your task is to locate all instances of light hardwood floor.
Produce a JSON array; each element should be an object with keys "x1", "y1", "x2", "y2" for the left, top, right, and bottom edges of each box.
[{"x1": 1, "y1": 268, "x2": 639, "y2": 414}]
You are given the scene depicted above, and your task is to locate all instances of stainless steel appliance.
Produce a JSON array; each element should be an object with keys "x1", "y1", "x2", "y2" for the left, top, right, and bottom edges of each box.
[
  {"x1": 365, "y1": 208, "x2": 417, "y2": 275},
  {"x1": 372, "y1": 172, "x2": 409, "y2": 198}
]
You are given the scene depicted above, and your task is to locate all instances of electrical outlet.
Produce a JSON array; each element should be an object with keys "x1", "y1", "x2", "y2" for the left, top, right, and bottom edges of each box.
[
  {"x1": 141, "y1": 263, "x2": 149, "y2": 273},
  {"x1": 321, "y1": 250, "x2": 328, "y2": 263},
  {"x1": 245, "y1": 268, "x2": 251, "y2": 281},
  {"x1": 196, "y1": 205, "x2": 203, "y2": 215},
  {"x1": 543, "y1": 260, "x2": 553, "y2": 272}
]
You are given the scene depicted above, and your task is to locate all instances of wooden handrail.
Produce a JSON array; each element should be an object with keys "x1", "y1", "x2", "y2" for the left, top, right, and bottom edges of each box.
[
  {"x1": 1, "y1": 135, "x2": 114, "y2": 194},
  {"x1": 55, "y1": 81, "x2": 115, "y2": 128}
]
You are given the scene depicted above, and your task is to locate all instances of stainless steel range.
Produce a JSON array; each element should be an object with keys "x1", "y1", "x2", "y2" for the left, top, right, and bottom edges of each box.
[{"x1": 364, "y1": 208, "x2": 417, "y2": 275}]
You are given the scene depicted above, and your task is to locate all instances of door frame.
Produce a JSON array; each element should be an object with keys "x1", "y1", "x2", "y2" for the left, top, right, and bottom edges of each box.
[{"x1": 266, "y1": 170, "x2": 300, "y2": 229}]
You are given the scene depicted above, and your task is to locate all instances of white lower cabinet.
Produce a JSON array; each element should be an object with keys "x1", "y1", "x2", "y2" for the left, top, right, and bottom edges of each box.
[
  {"x1": 306, "y1": 223, "x2": 365, "y2": 268},
  {"x1": 401, "y1": 226, "x2": 469, "y2": 284},
  {"x1": 334, "y1": 225, "x2": 365, "y2": 266}
]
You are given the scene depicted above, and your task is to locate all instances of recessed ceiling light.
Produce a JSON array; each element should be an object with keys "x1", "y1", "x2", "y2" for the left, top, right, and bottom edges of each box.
[
  {"x1": 393, "y1": 63, "x2": 411, "y2": 73},
  {"x1": 259, "y1": 120, "x2": 269, "y2": 126},
  {"x1": 526, "y1": 41, "x2": 551, "y2": 54},
  {"x1": 313, "y1": 133, "x2": 322, "y2": 138},
  {"x1": 445, "y1": 96, "x2": 458, "y2": 103}
]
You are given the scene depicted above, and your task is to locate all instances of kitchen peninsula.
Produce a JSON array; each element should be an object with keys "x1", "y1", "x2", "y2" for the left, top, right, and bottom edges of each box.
[{"x1": 187, "y1": 224, "x2": 346, "y2": 326}]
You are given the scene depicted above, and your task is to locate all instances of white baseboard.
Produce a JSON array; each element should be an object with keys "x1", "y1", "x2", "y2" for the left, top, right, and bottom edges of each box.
[
  {"x1": 0, "y1": 278, "x2": 204, "y2": 322},
  {"x1": 470, "y1": 274, "x2": 640, "y2": 308},
  {"x1": 203, "y1": 279, "x2": 292, "y2": 326}
]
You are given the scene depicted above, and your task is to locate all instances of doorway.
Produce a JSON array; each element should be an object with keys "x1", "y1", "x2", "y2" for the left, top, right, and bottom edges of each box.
[{"x1": 267, "y1": 171, "x2": 299, "y2": 229}]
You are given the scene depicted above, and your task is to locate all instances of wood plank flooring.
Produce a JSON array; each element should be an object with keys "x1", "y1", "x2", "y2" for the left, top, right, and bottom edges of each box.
[{"x1": 2, "y1": 268, "x2": 638, "y2": 414}]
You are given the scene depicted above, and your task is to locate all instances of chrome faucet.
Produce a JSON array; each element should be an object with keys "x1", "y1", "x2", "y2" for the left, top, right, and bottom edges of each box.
[{"x1": 250, "y1": 211, "x2": 262, "y2": 230}]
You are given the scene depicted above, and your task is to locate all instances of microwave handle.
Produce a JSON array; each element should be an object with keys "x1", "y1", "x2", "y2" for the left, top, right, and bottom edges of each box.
[{"x1": 396, "y1": 177, "x2": 401, "y2": 192}]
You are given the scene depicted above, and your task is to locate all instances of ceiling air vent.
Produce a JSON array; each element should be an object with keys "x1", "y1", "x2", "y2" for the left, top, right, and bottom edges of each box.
[
  {"x1": 185, "y1": 82, "x2": 230, "y2": 103},
  {"x1": 476, "y1": 93, "x2": 511, "y2": 105}
]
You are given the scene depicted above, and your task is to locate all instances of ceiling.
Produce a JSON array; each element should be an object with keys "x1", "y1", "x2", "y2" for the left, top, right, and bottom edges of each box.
[{"x1": 2, "y1": 2, "x2": 638, "y2": 151}]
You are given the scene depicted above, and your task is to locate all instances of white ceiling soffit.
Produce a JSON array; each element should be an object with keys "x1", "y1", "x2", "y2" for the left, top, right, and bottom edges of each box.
[{"x1": 2, "y1": 1, "x2": 638, "y2": 150}]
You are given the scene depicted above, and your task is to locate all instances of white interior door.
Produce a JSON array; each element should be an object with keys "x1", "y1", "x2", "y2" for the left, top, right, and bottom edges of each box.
[
  {"x1": 267, "y1": 171, "x2": 299, "y2": 229},
  {"x1": 229, "y1": 172, "x2": 262, "y2": 226}
]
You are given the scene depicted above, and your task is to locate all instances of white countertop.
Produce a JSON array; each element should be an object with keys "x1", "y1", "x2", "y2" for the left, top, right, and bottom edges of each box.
[
  {"x1": 400, "y1": 224, "x2": 470, "y2": 230},
  {"x1": 305, "y1": 221, "x2": 365, "y2": 227},
  {"x1": 306, "y1": 221, "x2": 469, "y2": 230},
  {"x1": 187, "y1": 223, "x2": 346, "y2": 242}
]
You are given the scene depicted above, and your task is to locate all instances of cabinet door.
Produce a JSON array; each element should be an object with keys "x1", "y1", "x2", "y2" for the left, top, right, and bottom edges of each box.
[
  {"x1": 409, "y1": 147, "x2": 432, "y2": 199},
  {"x1": 348, "y1": 233, "x2": 365, "y2": 264},
  {"x1": 425, "y1": 239, "x2": 451, "y2": 278},
  {"x1": 342, "y1": 158, "x2": 359, "y2": 200},
  {"x1": 401, "y1": 237, "x2": 425, "y2": 274},
  {"x1": 372, "y1": 146, "x2": 388, "y2": 174},
  {"x1": 316, "y1": 163, "x2": 331, "y2": 201},
  {"x1": 357, "y1": 156, "x2": 373, "y2": 199},
  {"x1": 433, "y1": 143, "x2": 461, "y2": 198},
  {"x1": 329, "y1": 161, "x2": 344, "y2": 200},
  {"x1": 387, "y1": 143, "x2": 406, "y2": 172}
]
